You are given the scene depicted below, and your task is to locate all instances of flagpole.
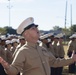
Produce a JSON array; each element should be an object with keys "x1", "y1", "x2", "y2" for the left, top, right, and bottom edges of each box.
[
  {"x1": 70, "y1": 4, "x2": 72, "y2": 35},
  {"x1": 64, "y1": 0, "x2": 67, "y2": 29}
]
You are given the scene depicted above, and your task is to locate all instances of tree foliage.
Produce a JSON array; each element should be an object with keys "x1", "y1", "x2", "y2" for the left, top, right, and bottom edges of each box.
[
  {"x1": 0, "y1": 26, "x2": 17, "y2": 35},
  {"x1": 70, "y1": 24, "x2": 76, "y2": 33},
  {"x1": 0, "y1": 24, "x2": 76, "y2": 36},
  {"x1": 0, "y1": 27, "x2": 7, "y2": 34}
]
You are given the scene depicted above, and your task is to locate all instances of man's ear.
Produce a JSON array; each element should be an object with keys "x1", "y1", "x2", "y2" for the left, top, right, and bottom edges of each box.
[
  {"x1": 23, "y1": 30, "x2": 28, "y2": 36},
  {"x1": 22, "y1": 31, "x2": 26, "y2": 37}
]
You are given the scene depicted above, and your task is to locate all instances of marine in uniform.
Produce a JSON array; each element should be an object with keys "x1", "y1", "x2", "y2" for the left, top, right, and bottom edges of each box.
[
  {"x1": 40, "y1": 33, "x2": 55, "y2": 75},
  {"x1": 39, "y1": 33, "x2": 50, "y2": 49},
  {"x1": 13, "y1": 36, "x2": 26, "y2": 58},
  {"x1": 11, "y1": 38, "x2": 19, "y2": 54},
  {"x1": 0, "y1": 35, "x2": 7, "y2": 75},
  {"x1": 67, "y1": 34, "x2": 76, "y2": 73},
  {"x1": 5, "y1": 40, "x2": 13, "y2": 64},
  {"x1": 40, "y1": 33, "x2": 55, "y2": 56},
  {"x1": 12, "y1": 36, "x2": 26, "y2": 75},
  {"x1": 0, "y1": 17, "x2": 76, "y2": 75},
  {"x1": 51, "y1": 33, "x2": 65, "y2": 75},
  {"x1": 51, "y1": 34, "x2": 59, "y2": 75}
]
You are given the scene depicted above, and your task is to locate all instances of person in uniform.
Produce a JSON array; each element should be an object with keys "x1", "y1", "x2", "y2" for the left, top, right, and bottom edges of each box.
[
  {"x1": 40, "y1": 33, "x2": 55, "y2": 75},
  {"x1": 48, "y1": 33, "x2": 54, "y2": 43},
  {"x1": 5, "y1": 40, "x2": 13, "y2": 64},
  {"x1": 0, "y1": 17, "x2": 76, "y2": 75},
  {"x1": 39, "y1": 33, "x2": 50, "y2": 49},
  {"x1": 12, "y1": 36, "x2": 26, "y2": 75},
  {"x1": 67, "y1": 34, "x2": 76, "y2": 73},
  {"x1": 57, "y1": 34, "x2": 65, "y2": 75},
  {"x1": 13, "y1": 36, "x2": 26, "y2": 58},
  {"x1": 51, "y1": 34, "x2": 59, "y2": 75},
  {"x1": 40, "y1": 33, "x2": 55, "y2": 55},
  {"x1": 11, "y1": 38, "x2": 19, "y2": 54},
  {"x1": 0, "y1": 35, "x2": 7, "y2": 75},
  {"x1": 51, "y1": 33, "x2": 65, "y2": 75}
]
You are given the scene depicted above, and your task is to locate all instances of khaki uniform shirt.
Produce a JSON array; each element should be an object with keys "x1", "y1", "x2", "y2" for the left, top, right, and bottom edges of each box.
[
  {"x1": 52, "y1": 41, "x2": 58, "y2": 57},
  {"x1": 39, "y1": 42, "x2": 55, "y2": 56},
  {"x1": 67, "y1": 40, "x2": 76, "y2": 52},
  {"x1": 48, "y1": 43, "x2": 55, "y2": 56},
  {"x1": 5, "y1": 48, "x2": 13, "y2": 64},
  {"x1": 5, "y1": 42, "x2": 74, "y2": 75},
  {"x1": 56, "y1": 42, "x2": 65, "y2": 58},
  {"x1": 13, "y1": 43, "x2": 24, "y2": 58},
  {"x1": 67, "y1": 40, "x2": 76, "y2": 57},
  {"x1": 0, "y1": 45, "x2": 6, "y2": 61},
  {"x1": 11, "y1": 47, "x2": 16, "y2": 54}
]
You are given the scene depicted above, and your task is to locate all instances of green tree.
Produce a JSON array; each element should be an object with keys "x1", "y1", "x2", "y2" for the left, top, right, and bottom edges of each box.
[
  {"x1": 70, "y1": 24, "x2": 76, "y2": 34},
  {"x1": 0, "y1": 27, "x2": 7, "y2": 34},
  {"x1": 53, "y1": 26, "x2": 62, "y2": 31},
  {"x1": 4, "y1": 26, "x2": 17, "y2": 34}
]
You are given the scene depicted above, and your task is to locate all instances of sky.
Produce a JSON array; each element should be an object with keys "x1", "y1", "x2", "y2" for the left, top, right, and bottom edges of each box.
[{"x1": 0, "y1": 0, "x2": 76, "y2": 31}]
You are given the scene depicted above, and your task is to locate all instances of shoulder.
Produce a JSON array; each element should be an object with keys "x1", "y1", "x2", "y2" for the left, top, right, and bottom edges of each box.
[{"x1": 16, "y1": 43, "x2": 30, "y2": 54}]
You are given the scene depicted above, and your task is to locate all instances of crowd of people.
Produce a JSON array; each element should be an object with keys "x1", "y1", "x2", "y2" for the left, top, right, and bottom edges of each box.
[
  {"x1": 0, "y1": 17, "x2": 76, "y2": 75},
  {"x1": 0, "y1": 34, "x2": 26, "y2": 75}
]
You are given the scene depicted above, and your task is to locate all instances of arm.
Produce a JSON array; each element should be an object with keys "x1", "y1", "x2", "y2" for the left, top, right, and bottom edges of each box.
[
  {"x1": 0, "y1": 49, "x2": 26, "y2": 75},
  {"x1": 48, "y1": 51, "x2": 76, "y2": 67}
]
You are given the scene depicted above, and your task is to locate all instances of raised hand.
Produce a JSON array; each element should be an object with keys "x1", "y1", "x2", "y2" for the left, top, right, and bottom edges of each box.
[
  {"x1": 71, "y1": 51, "x2": 76, "y2": 62},
  {"x1": 0, "y1": 57, "x2": 9, "y2": 69}
]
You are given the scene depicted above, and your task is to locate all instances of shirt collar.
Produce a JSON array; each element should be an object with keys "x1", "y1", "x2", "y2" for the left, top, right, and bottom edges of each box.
[{"x1": 26, "y1": 41, "x2": 38, "y2": 48}]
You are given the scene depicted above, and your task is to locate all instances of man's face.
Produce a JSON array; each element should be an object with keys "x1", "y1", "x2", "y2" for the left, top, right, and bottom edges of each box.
[
  {"x1": 20, "y1": 39, "x2": 25, "y2": 44},
  {"x1": 42, "y1": 39, "x2": 48, "y2": 44},
  {"x1": 7, "y1": 44, "x2": 12, "y2": 49},
  {"x1": 1, "y1": 40, "x2": 6, "y2": 45},
  {"x1": 24, "y1": 26, "x2": 40, "y2": 40},
  {"x1": 59, "y1": 38, "x2": 63, "y2": 42},
  {"x1": 54, "y1": 38, "x2": 59, "y2": 42}
]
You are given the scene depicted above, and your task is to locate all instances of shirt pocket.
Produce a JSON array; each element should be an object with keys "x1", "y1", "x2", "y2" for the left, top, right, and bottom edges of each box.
[{"x1": 26, "y1": 53, "x2": 40, "y2": 68}]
